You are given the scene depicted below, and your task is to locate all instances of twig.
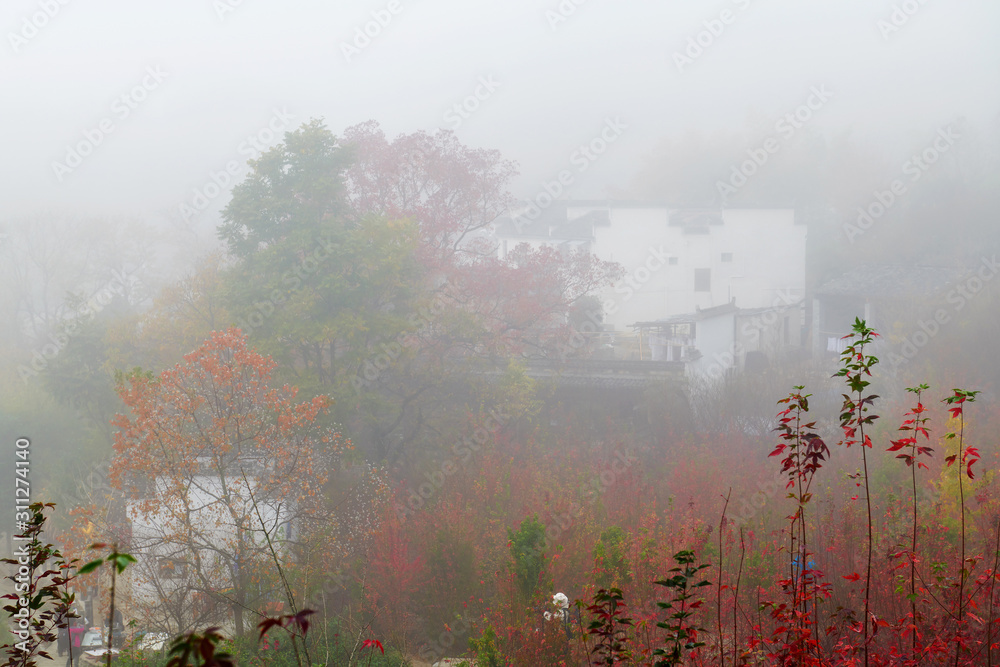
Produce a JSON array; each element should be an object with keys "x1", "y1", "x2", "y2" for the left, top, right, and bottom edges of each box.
[
  {"x1": 242, "y1": 468, "x2": 313, "y2": 666},
  {"x1": 718, "y1": 488, "x2": 731, "y2": 667},
  {"x1": 733, "y1": 527, "x2": 745, "y2": 667}
]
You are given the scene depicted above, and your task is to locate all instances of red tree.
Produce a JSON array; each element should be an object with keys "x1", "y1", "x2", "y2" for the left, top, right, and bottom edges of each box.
[
  {"x1": 342, "y1": 121, "x2": 622, "y2": 356},
  {"x1": 108, "y1": 328, "x2": 350, "y2": 635}
]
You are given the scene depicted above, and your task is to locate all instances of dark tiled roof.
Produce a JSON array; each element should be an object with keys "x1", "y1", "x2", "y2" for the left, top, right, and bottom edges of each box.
[
  {"x1": 494, "y1": 201, "x2": 793, "y2": 240},
  {"x1": 631, "y1": 302, "x2": 739, "y2": 327},
  {"x1": 815, "y1": 266, "x2": 971, "y2": 299},
  {"x1": 737, "y1": 300, "x2": 804, "y2": 316},
  {"x1": 494, "y1": 205, "x2": 603, "y2": 240}
]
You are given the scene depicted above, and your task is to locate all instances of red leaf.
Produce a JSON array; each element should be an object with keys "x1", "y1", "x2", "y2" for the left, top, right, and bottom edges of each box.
[
  {"x1": 843, "y1": 572, "x2": 861, "y2": 582},
  {"x1": 292, "y1": 609, "x2": 315, "y2": 635},
  {"x1": 362, "y1": 639, "x2": 385, "y2": 654},
  {"x1": 257, "y1": 618, "x2": 282, "y2": 641}
]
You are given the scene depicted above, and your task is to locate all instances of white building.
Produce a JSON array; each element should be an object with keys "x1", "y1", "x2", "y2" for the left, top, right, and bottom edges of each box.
[
  {"x1": 810, "y1": 264, "x2": 971, "y2": 357},
  {"x1": 496, "y1": 202, "x2": 806, "y2": 334},
  {"x1": 125, "y1": 470, "x2": 296, "y2": 633},
  {"x1": 631, "y1": 298, "x2": 804, "y2": 379}
]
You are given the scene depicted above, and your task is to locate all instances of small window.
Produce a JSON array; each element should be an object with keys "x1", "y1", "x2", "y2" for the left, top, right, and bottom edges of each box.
[
  {"x1": 279, "y1": 522, "x2": 293, "y2": 541},
  {"x1": 668, "y1": 256, "x2": 678, "y2": 266},
  {"x1": 158, "y1": 558, "x2": 187, "y2": 580},
  {"x1": 694, "y1": 268, "x2": 711, "y2": 292},
  {"x1": 721, "y1": 252, "x2": 733, "y2": 263}
]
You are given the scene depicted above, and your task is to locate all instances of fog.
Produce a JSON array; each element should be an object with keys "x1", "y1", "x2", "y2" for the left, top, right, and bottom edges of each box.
[
  {"x1": 4, "y1": 0, "x2": 998, "y2": 222},
  {"x1": 3, "y1": 2, "x2": 1000, "y2": 664}
]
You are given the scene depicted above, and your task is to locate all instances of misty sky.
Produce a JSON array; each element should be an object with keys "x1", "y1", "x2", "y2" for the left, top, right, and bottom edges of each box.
[{"x1": 3, "y1": 0, "x2": 998, "y2": 236}]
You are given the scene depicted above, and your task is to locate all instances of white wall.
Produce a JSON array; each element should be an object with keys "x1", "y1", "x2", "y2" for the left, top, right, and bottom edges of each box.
[
  {"x1": 688, "y1": 313, "x2": 737, "y2": 379},
  {"x1": 495, "y1": 204, "x2": 805, "y2": 334},
  {"x1": 588, "y1": 207, "x2": 804, "y2": 331},
  {"x1": 126, "y1": 474, "x2": 295, "y2": 624}
]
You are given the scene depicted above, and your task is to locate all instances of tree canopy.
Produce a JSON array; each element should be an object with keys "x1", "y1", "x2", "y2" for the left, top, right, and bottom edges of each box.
[{"x1": 109, "y1": 328, "x2": 351, "y2": 635}]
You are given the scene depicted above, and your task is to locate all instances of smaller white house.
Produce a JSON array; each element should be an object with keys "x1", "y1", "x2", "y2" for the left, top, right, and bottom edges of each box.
[
  {"x1": 631, "y1": 298, "x2": 804, "y2": 380},
  {"x1": 125, "y1": 469, "x2": 296, "y2": 632},
  {"x1": 810, "y1": 265, "x2": 970, "y2": 357}
]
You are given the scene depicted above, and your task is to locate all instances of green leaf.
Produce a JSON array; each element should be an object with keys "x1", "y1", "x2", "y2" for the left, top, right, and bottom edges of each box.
[
  {"x1": 77, "y1": 558, "x2": 105, "y2": 575},
  {"x1": 112, "y1": 553, "x2": 137, "y2": 573}
]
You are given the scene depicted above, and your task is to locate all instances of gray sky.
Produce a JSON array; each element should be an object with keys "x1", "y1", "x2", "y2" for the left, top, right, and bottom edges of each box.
[{"x1": 2, "y1": 0, "x2": 998, "y2": 232}]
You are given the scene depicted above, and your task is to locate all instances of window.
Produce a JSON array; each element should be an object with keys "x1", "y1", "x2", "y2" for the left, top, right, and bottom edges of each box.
[
  {"x1": 278, "y1": 521, "x2": 293, "y2": 541},
  {"x1": 721, "y1": 252, "x2": 733, "y2": 263},
  {"x1": 668, "y1": 256, "x2": 678, "y2": 265},
  {"x1": 694, "y1": 268, "x2": 711, "y2": 292},
  {"x1": 158, "y1": 558, "x2": 187, "y2": 580}
]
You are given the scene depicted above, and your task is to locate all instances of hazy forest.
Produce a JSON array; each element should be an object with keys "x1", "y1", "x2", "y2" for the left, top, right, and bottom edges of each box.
[{"x1": 3, "y1": 2, "x2": 1000, "y2": 666}]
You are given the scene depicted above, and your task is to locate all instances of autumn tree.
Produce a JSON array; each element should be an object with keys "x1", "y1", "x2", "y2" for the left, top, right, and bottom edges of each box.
[
  {"x1": 218, "y1": 119, "x2": 425, "y2": 388},
  {"x1": 341, "y1": 119, "x2": 518, "y2": 269},
  {"x1": 218, "y1": 119, "x2": 620, "y2": 466},
  {"x1": 341, "y1": 120, "x2": 623, "y2": 357},
  {"x1": 108, "y1": 328, "x2": 352, "y2": 636}
]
